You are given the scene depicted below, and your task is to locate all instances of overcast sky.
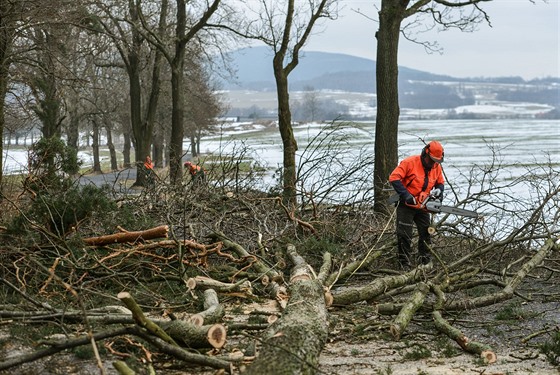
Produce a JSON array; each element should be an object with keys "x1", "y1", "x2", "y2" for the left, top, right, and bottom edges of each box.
[{"x1": 304, "y1": 0, "x2": 559, "y2": 80}]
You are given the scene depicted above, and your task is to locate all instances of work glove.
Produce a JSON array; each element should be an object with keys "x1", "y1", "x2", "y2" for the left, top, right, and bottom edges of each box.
[
  {"x1": 430, "y1": 187, "x2": 442, "y2": 200},
  {"x1": 405, "y1": 194, "x2": 417, "y2": 205}
]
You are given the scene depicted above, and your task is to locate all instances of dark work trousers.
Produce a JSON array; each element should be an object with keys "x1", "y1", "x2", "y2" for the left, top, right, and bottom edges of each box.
[{"x1": 396, "y1": 202, "x2": 431, "y2": 266}]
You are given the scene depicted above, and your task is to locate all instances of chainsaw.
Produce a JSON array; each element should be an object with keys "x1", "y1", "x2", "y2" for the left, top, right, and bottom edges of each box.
[{"x1": 387, "y1": 191, "x2": 479, "y2": 218}]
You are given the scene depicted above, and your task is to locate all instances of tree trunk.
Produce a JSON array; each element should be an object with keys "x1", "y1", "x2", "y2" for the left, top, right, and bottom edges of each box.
[
  {"x1": 373, "y1": 0, "x2": 407, "y2": 214},
  {"x1": 91, "y1": 119, "x2": 101, "y2": 173},
  {"x1": 244, "y1": 245, "x2": 329, "y2": 375},
  {"x1": 105, "y1": 121, "x2": 118, "y2": 171},
  {"x1": 274, "y1": 66, "x2": 298, "y2": 208},
  {"x1": 122, "y1": 126, "x2": 132, "y2": 169},
  {"x1": 127, "y1": 3, "x2": 151, "y2": 187},
  {"x1": 153, "y1": 130, "x2": 165, "y2": 168},
  {"x1": 0, "y1": 0, "x2": 14, "y2": 188}
]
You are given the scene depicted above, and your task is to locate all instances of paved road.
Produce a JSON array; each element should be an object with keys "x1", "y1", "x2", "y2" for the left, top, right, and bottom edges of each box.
[{"x1": 77, "y1": 167, "x2": 141, "y2": 194}]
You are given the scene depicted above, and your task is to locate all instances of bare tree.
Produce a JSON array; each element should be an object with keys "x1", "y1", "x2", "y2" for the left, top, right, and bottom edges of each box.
[
  {"x1": 89, "y1": 0, "x2": 167, "y2": 186},
  {"x1": 302, "y1": 85, "x2": 320, "y2": 122},
  {"x1": 185, "y1": 61, "x2": 224, "y2": 158},
  {"x1": 214, "y1": 0, "x2": 338, "y2": 207},
  {"x1": 373, "y1": 0, "x2": 496, "y2": 213}
]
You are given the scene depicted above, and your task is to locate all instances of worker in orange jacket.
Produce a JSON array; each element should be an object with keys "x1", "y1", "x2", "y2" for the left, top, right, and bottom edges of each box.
[
  {"x1": 144, "y1": 156, "x2": 156, "y2": 187},
  {"x1": 184, "y1": 161, "x2": 206, "y2": 188},
  {"x1": 389, "y1": 141, "x2": 445, "y2": 268}
]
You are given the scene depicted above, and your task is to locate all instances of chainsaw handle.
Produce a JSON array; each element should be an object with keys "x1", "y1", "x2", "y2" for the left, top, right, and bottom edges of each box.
[{"x1": 404, "y1": 192, "x2": 430, "y2": 210}]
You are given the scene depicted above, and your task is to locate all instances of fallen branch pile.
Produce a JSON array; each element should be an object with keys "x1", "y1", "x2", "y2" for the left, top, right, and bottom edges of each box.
[{"x1": 0, "y1": 174, "x2": 559, "y2": 374}]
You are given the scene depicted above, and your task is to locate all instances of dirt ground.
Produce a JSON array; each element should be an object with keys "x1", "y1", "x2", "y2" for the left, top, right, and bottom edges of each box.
[
  {"x1": 2, "y1": 296, "x2": 559, "y2": 375},
  {"x1": 319, "y1": 303, "x2": 560, "y2": 375}
]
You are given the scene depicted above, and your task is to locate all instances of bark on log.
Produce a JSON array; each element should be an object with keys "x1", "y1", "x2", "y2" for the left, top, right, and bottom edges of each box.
[
  {"x1": 244, "y1": 244, "x2": 329, "y2": 375},
  {"x1": 390, "y1": 282, "x2": 430, "y2": 340},
  {"x1": 433, "y1": 311, "x2": 497, "y2": 363},
  {"x1": 186, "y1": 276, "x2": 252, "y2": 295},
  {"x1": 332, "y1": 265, "x2": 430, "y2": 306},
  {"x1": 129, "y1": 326, "x2": 232, "y2": 373},
  {"x1": 84, "y1": 225, "x2": 168, "y2": 246},
  {"x1": 162, "y1": 320, "x2": 227, "y2": 349},
  {"x1": 189, "y1": 289, "x2": 225, "y2": 326},
  {"x1": 117, "y1": 291, "x2": 178, "y2": 346}
]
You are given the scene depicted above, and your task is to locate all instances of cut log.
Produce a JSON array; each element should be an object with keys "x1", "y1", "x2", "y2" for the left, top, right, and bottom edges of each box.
[
  {"x1": 433, "y1": 310, "x2": 497, "y2": 363},
  {"x1": 189, "y1": 289, "x2": 225, "y2": 326},
  {"x1": 244, "y1": 244, "x2": 329, "y2": 375},
  {"x1": 129, "y1": 326, "x2": 232, "y2": 373},
  {"x1": 84, "y1": 225, "x2": 168, "y2": 246},
  {"x1": 332, "y1": 265, "x2": 428, "y2": 306},
  {"x1": 162, "y1": 320, "x2": 227, "y2": 349},
  {"x1": 390, "y1": 282, "x2": 429, "y2": 340},
  {"x1": 117, "y1": 291, "x2": 178, "y2": 346},
  {"x1": 186, "y1": 276, "x2": 252, "y2": 295}
]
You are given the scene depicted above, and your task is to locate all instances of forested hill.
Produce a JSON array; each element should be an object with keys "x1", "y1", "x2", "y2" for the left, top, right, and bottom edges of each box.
[
  {"x1": 220, "y1": 47, "x2": 559, "y2": 110},
  {"x1": 221, "y1": 46, "x2": 457, "y2": 92}
]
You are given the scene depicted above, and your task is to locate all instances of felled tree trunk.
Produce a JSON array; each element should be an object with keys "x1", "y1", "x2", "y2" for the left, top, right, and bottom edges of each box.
[
  {"x1": 83, "y1": 225, "x2": 168, "y2": 246},
  {"x1": 390, "y1": 282, "x2": 429, "y2": 340},
  {"x1": 162, "y1": 320, "x2": 227, "y2": 349},
  {"x1": 433, "y1": 311, "x2": 497, "y2": 363},
  {"x1": 244, "y1": 245, "x2": 329, "y2": 375},
  {"x1": 332, "y1": 265, "x2": 429, "y2": 305}
]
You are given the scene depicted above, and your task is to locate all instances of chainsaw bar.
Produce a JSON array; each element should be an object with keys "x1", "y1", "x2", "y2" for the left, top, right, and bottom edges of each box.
[{"x1": 425, "y1": 201, "x2": 478, "y2": 218}]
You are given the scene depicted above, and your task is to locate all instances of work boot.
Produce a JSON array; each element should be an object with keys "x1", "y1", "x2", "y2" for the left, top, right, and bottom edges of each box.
[{"x1": 397, "y1": 253, "x2": 411, "y2": 270}]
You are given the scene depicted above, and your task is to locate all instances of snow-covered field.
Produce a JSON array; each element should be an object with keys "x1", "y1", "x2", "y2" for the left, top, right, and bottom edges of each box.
[
  {"x1": 223, "y1": 89, "x2": 555, "y2": 119},
  {"x1": 201, "y1": 118, "x2": 559, "y2": 185}
]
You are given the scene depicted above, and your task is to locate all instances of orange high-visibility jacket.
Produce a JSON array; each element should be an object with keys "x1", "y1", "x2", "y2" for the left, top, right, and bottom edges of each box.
[
  {"x1": 389, "y1": 155, "x2": 444, "y2": 198},
  {"x1": 186, "y1": 164, "x2": 203, "y2": 176}
]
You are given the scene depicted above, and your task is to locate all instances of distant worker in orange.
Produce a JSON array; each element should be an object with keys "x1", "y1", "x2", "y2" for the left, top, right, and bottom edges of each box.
[
  {"x1": 144, "y1": 155, "x2": 155, "y2": 187},
  {"x1": 144, "y1": 156, "x2": 154, "y2": 170},
  {"x1": 183, "y1": 161, "x2": 206, "y2": 188},
  {"x1": 389, "y1": 141, "x2": 445, "y2": 268}
]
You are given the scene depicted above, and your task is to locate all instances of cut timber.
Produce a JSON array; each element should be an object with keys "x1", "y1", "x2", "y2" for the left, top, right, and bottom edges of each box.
[
  {"x1": 332, "y1": 265, "x2": 428, "y2": 305},
  {"x1": 390, "y1": 282, "x2": 429, "y2": 340},
  {"x1": 186, "y1": 276, "x2": 252, "y2": 295},
  {"x1": 244, "y1": 244, "x2": 329, "y2": 375},
  {"x1": 162, "y1": 320, "x2": 227, "y2": 349},
  {"x1": 433, "y1": 310, "x2": 497, "y2": 363},
  {"x1": 117, "y1": 291, "x2": 178, "y2": 346},
  {"x1": 129, "y1": 325, "x2": 232, "y2": 373},
  {"x1": 84, "y1": 225, "x2": 168, "y2": 246},
  {"x1": 189, "y1": 289, "x2": 225, "y2": 326}
]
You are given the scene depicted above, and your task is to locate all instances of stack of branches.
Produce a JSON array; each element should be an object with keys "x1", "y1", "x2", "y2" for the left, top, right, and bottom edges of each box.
[{"x1": 0, "y1": 144, "x2": 559, "y2": 374}]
